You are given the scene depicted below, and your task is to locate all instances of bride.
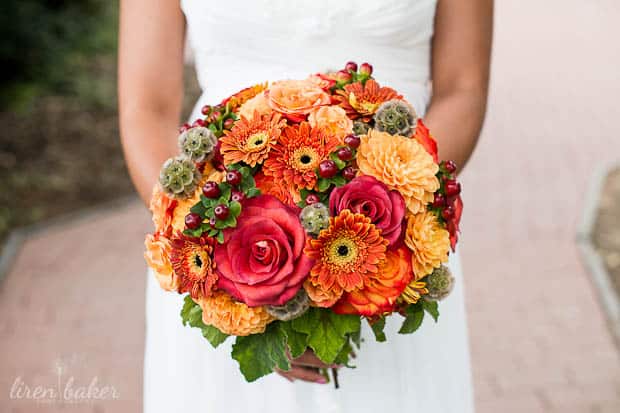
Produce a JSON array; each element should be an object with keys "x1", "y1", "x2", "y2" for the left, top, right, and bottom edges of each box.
[{"x1": 118, "y1": 0, "x2": 492, "y2": 412}]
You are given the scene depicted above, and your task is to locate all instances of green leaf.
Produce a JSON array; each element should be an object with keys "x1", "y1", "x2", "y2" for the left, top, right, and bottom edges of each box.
[
  {"x1": 231, "y1": 322, "x2": 290, "y2": 382},
  {"x1": 350, "y1": 330, "x2": 362, "y2": 349},
  {"x1": 201, "y1": 195, "x2": 217, "y2": 208},
  {"x1": 398, "y1": 303, "x2": 425, "y2": 334},
  {"x1": 246, "y1": 188, "x2": 261, "y2": 198},
  {"x1": 331, "y1": 175, "x2": 347, "y2": 187},
  {"x1": 422, "y1": 300, "x2": 440, "y2": 322},
  {"x1": 291, "y1": 308, "x2": 361, "y2": 364},
  {"x1": 180, "y1": 296, "x2": 229, "y2": 347},
  {"x1": 229, "y1": 201, "x2": 242, "y2": 217},
  {"x1": 219, "y1": 183, "x2": 232, "y2": 200},
  {"x1": 279, "y1": 321, "x2": 308, "y2": 358},
  {"x1": 369, "y1": 317, "x2": 387, "y2": 342},
  {"x1": 333, "y1": 340, "x2": 355, "y2": 368},
  {"x1": 240, "y1": 175, "x2": 256, "y2": 193},
  {"x1": 190, "y1": 202, "x2": 207, "y2": 215},
  {"x1": 317, "y1": 178, "x2": 331, "y2": 192},
  {"x1": 216, "y1": 231, "x2": 225, "y2": 243},
  {"x1": 329, "y1": 152, "x2": 347, "y2": 169},
  {"x1": 238, "y1": 166, "x2": 251, "y2": 178}
]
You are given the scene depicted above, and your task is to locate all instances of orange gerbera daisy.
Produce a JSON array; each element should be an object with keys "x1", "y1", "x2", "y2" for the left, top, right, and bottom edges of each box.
[
  {"x1": 333, "y1": 246, "x2": 414, "y2": 316},
  {"x1": 335, "y1": 79, "x2": 402, "y2": 121},
  {"x1": 196, "y1": 291, "x2": 274, "y2": 336},
  {"x1": 170, "y1": 234, "x2": 218, "y2": 300},
  {"x1": 263, "y1": 121, "x2": 339, "y2": 192},
  {"x1": 304, "y1": 210, "x2": 389, "y2": 295},
  {"x1": 220, "y1": 111, "x2": 285, "y2": 167}
]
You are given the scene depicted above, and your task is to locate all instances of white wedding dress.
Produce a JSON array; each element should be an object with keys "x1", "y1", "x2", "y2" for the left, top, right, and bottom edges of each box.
[{"x1": 144, "y1": 0, "x2": 474, "y2": 412}]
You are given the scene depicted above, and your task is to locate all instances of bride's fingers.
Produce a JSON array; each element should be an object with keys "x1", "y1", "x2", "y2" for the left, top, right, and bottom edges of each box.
[
  {"x1": 278, "y1": 366, "x2": 328, "y2": 384},
  {"x1": 291, "y1": 349, "x2": 338, "y2": 369}
]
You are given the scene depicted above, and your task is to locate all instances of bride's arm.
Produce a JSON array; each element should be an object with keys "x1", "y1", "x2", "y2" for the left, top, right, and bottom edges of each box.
[
  {"x1": 424, "y1": 0, "x2": 494, "y2": 171},
  {"x1": 118, "y1": 0, "x2": 186, "y2": 204}
]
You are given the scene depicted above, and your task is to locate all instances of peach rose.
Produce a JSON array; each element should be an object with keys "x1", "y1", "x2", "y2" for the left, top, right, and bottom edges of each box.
[
  {"x1": 267, "y1": 80, "x2": 331, "y2": 121},
  {"x1": 238, "y1": 91, "x2": 271, "y2": 119},
  {"x1": 308, "y1": 105, "x2": 353, "y2": 140},
  {"x1": 144, "y1": 233, "x2": 179, "y2": 291},
  {"x1": 307, "y1": 73, "x2": 336, "y2": 91}
]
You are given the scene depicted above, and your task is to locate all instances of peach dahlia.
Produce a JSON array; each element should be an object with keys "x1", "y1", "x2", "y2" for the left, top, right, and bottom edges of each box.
[
  {"x1": 405, "y1": 210, "x2": 451, "y2": 278},
  {"x1": 196, "y1": 291, "x2": 274, "y2": 336}
]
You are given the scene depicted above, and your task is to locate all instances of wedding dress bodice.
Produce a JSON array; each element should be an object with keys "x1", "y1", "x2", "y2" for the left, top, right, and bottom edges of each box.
[{"x1": 182, "y1": 0, "x2": 438, "y2": 114}]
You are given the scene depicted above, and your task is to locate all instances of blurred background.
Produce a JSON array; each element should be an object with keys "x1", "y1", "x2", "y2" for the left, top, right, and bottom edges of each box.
[{"x1": 1, "y1": 0, "x2": 619, "y2": 412}]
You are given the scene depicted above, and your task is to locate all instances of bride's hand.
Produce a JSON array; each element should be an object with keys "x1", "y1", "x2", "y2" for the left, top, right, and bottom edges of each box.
[{"x1": 275, "y1": 349, "x2": 338, "y2": 384}]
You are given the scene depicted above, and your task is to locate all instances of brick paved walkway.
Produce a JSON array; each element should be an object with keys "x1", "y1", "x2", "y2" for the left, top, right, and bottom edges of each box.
[{"x1": 2, "y1": 0, "x2": 620, "y2": 412}]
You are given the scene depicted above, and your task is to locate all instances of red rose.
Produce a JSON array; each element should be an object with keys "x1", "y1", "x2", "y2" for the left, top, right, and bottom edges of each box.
[
  {"x1": 214, "y1": 195, "x2": 313, "y2": 306},
  {"x1": 329, "y1": 175, "x2": 406, "y2": 246}
]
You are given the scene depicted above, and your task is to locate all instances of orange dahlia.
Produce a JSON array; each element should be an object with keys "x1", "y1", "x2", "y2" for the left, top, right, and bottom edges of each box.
[
  {"x1": 405, "y1": 210, "x2": 450, "y2": 278},
  {"x1": 335, "y1": 79, "x2": 402, "y2": 121},
  {"x1": 333, "y1": 246, "x2": 414, "y2": 316},
  {"x1": 170, "y1": 234, "x2": 218, "y2": 300},
  {"x1": 253, "y1": 171, "x2": 296, "y2": 207},
  {"x1": 196, "y1": 291, "x2": 274, "y2": 336},
  {"x1": 357, "y1": 129, "x2": 439, "y2": 214},
  {"x1": 263, "y1": 122, "x2": 340, "y2": 192},
  {"x1": 220, "y1": 111, "x2": 285, "y2": 167},
  {"x1": 304, "y1": 210, "x2": 389, "y2": 297}
]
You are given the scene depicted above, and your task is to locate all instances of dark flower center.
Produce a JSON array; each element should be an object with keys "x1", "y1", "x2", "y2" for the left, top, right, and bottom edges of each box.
[
  {"x1": 300, "y1": 155, "x2": 312, "y2": 164},
  {"x1": 194, "y1": 254, "x2": 203, "y2": 268},
  {"x1": 337, "y1": 245, "x2": 349, "y2": 256}
]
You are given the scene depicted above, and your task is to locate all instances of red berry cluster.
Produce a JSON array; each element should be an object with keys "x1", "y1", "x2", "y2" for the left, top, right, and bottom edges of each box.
[
  {"x1": 432, "y1": 160, "x2": 461, "y2": 221},
  {"x1": 334, "y1": 61, "x2": 374, "y2": 88}
]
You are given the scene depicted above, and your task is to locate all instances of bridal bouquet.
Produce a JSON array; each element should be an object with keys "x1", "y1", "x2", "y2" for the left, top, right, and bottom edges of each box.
[{"x1": 144, "y1": 61, "x2": 463, "y2": 383}]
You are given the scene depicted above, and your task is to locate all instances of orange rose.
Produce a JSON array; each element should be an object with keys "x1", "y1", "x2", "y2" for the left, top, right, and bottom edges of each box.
[
  {"x1": 149, "y1": 186, "x2": 177, "y2": 235},
  {"x1": 308, "y1": 106, "x2": 353, "y2": 140},
  {"x1": 267, "y1": 80, "x2": 331, "y2": 121},
  {"x1": 144, "y1": 233, "x2": 179, "y2": 291},
  {"x1": 238, "y1": 91, "x2": 271, "y2": 119}
]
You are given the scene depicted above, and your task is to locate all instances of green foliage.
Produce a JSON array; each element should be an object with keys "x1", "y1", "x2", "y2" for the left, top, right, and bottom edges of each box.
[
  {"x1": 369, "y1": 317, "x2": 387, "y2": 342},
  {"x1": 422, "y1": 299, "x2": 440, "y2": 322},
  {"x1": 232, "y1": 323, "x2": 291, "y2": 382},
  {"x1": 180, "y1": 295, "x2": 229, "y2": 348},
  {"x1": 398, "y1": 302, "x2": 425, "y2": 334}
]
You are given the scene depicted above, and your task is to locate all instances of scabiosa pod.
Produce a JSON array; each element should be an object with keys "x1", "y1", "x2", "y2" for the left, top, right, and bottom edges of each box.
[
  {"x1": 352, "y1": 121, "x2": 370, "y2": 136},
  {"x1": 299, "y1": 202, "x2": 330, "y2": 235},
  {"x1": 265, "y1": 289, "x2": 310, "y2": 321},
  {"x1": 424, "y1": 265, "x2": 455, "y2": 301},
  {"x1": 158, "y1": 156, "x2": 202, "y2": 199},
  {"x1": 178, "y1": 127, "x2": 218, "y2": 163},
  {"x1": 373, "y1": 99, "x2": 418, "y2": 137}
]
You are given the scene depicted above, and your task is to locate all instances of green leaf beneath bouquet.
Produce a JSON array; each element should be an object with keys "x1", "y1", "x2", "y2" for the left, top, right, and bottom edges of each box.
[
  {"x1": 398, "y1": 303, "x2": 425, "y2": 334},
  {"x1": 279, "y1": 321, "x2": 308, "y2": 358},
  {"x1": 291, "y1": 308, "x2": 361, "y2": 364},
  {"x1": 369, "y1": 317, "x2": 387, "y2": 342},
  {"x1": 232, "y1": 323, "x2": 290, "y2": 382},
  {"x1": 422, "y1": 300, "x2": 440, "y2": 322},
  {"x1": 180, "y1": 295, "x2": 229, "y2": 347}
]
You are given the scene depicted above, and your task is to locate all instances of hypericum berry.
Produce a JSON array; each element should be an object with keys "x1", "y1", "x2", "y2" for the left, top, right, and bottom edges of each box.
[
  {"x1": 184, "y1": 213, "x2": 202, "y2": 230},
  {"x1": 336, "y1": 70, "x2": 352, "y2": 82},
  {"x1": 209, "y1": 217, "x2": 217, "y2": 227},
  {"x1": 212, "y1": 140, "x2": 225, "y2": 171},
  {"x1": 336, "y1": 146, "x2": 353, "y2": 161},
  {"x1": 226, "y1": 170, "x2": 242, "y2": 186},
  {"x1": 318, "y1": 160, "x2": 338, "y2": 178},
  {"x1": 231, "y1": 190, "x2": 245, "y2": 203},
  {"x1": 442, "y1": 205, "x2": 455, "y2": 220},
  {"x1": 359, "y1": 62, "x2": 373, "y2": 76},
  {"x1": 201, "y1": 105, "x2": 212, "y2": 115},
  {"x1": 344, "y1": 134, "x2": 361, "y2": 149},
  {"x1": 179, "y1": 123, "x2": 191, "y2": 133},
  {"x1": 192, "y1": 118, "x2": 206, "y2": 128},
  {"x1": 345, "y1": 61, "x2": 358, "y2": 72},
  {"x1": 444, "y1": 180, "x2": 461, "y2": 197},
  {"x1": 445, "y1": 160, "x2": 457, "y2": 174},
  {"x1": 202, "y1": 181, "x2": 221, "y2": 198},
  {"x1": 432, "y1": 193, "x2": 447, "y2": 208},
  {"x1": 342, "y1": 166, "x2": 356, "y2": 181},
  {"x1": 214, "y1": 204, "x2": 230, "y2": 220},
  {"x1": 223, "y1": 118, "x2": 235, "y2": 129},
  {"x1": 306, "y1": 194, "x2": 320, "y2": 205}
]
